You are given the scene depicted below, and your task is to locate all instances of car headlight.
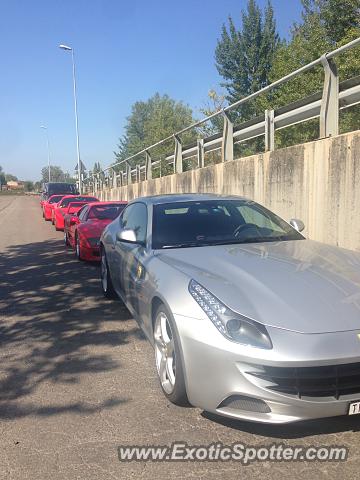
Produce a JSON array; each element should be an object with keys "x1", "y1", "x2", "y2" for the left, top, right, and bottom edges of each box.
[
  {"x1": 189, "y1": 279, "x2": 272, "y2": 349},
  {"x1": 87, "y1": 237, "x2": 100, "y2": 247}
]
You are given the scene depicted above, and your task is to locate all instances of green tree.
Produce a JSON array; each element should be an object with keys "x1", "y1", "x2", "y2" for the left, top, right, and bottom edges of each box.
[
  {"x1": 5, "y1": 174, "x2": 18, "y2": 182},
  {"x1": 92, "y1": 162, "x2": 102, "y2": 174},
  {"x1": 262, "y1": 0, "x2": 360, "y2": 147},
  {"x1": 41, "y1": 165, "x2": 75, "y2": 184},
  {"x1": 215, "y1": 0, "x2": 279, "y2": 120},
  {"x1": 0, "y1": 166, "x2": 5, "y2": 190},
  {"x1": 115, "y1": 93, "x2": 196, "y2": 175},
  {"x1": 23, "y1": 181, "x2": 34, "y2": 192}
]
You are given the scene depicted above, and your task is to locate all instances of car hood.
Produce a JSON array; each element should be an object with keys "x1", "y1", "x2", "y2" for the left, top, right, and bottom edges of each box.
[
  {"x1": 80, "y1": 219, "x2": 112, "y2": 237},
  {"x1": 156, "y1": 240, "x2": 360, "y2": 334}
]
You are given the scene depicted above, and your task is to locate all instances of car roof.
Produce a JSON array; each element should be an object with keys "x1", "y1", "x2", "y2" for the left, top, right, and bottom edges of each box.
[
  {"x1": 67, "y1": 201, "x2": 88, "y2": 207},
  {"x1": 130, "y1": 193, "x2": 248, "y2": 205},
  {"x1": 60, "y1": 194, "x2": 97, "y2": 200},
  {"x1": 47, "y1": 194, "x2": 65, "y2": 200},
  {"x1": 87, "y1": 201, "x2": 127, "y2": 207}
]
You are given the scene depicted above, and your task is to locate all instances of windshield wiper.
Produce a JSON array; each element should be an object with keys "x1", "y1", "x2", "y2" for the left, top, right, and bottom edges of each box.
[
  {"x1": 159, "y1": 235, "x2": 299, "y2": 249},
  {"x1": 160, "y1": 241, "x2": 218, "y2": 249}
]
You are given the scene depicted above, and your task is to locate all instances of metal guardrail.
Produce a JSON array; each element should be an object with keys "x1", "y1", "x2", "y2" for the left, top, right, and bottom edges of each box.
[{"x1": 87, "y1": 37, "x2": 360, "y2": 191}]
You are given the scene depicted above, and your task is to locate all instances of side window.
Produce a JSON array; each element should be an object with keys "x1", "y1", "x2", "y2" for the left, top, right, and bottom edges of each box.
[
  {"x1": 78, "y1": 206, "x2": 89, "y2": 221},
  {"x1": 237, "y1": 205, "x2": 278, "y2": 230},
  {"x1": 120, "y1": 203, "x2": 148, "y2": 243}
]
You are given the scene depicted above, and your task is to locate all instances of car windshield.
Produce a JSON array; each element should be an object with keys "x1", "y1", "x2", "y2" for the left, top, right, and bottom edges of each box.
[
  {"x1": 48, "y1": 195, "x2": 64, "y2": 204},
  {"x1": 47, "y1": 183, "x2": 78, "y2": 195},
  {"x1": 152, "y1": 200, "x2": 304, "y2": 249},
  {"x1": 59, "y1": 196, "x2": 97, "y2": 208},
  {"x1": 88, "y1": 204, "x2": 126, "y2": 220},
  {"x1": 67, "y1": 202, "x2": 86, "y2": 213}
]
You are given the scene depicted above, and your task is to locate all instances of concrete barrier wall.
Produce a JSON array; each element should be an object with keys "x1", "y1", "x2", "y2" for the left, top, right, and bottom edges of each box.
[{"x1": 96, "y1": 130, "x2": 360, "y2": 251}]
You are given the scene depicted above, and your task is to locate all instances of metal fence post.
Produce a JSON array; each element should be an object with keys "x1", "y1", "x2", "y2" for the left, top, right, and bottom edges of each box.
[
  {"x1": 174, "y1": 135, "x2": 183, "y2": 173},
  {"x1": 145, "y1": 150, "x2": 152, "y2": 180},
  {"x1": 197, "y1": 138, "x2": 205, "y2": 168},
  {"x1": 112, "y1": 169, "x2": 117, "y2": 188},
  {"x1": 265, "y1": 109, "x2": 275, "y2": 151},
  {"x1": 136, "y1": 164, "x2": 141, "y2": 183},
  {"x1": 126, "y1": 163, "x2": 132, "y2": 185},
  {"x1": 320, "y1": 55, "x2": 339, "y2": 138},
  {"x1": 222, "y1": 111, "x2": 233, "y2": 162}
]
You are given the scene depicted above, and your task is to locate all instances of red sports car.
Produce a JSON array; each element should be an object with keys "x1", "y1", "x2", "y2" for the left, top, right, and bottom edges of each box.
[
  {"x1": 42, "y1": 194, "x2": 65, "y2": 221},
  {"x1": 65, "y1": 201, "x2": 127, "y2": 261},
  {"x1": 62, "y1": 201, "x2": 89, "y2": 236},
  {"x1": 52, "y1": 195, "x2": 98, "y2": 231}
]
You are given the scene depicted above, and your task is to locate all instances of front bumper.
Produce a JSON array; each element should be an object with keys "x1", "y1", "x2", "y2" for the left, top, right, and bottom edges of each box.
[
  {"x1": 80, "y1": 243, "x2": 101, "y2": 261},
  {"x1": 55, "y1": 212, "x2": 65, "y2": 229},
  {"x1": 44, "y1": 206, "x2": 52, "y2": 220},
  {"x1": 174, "y1": 313, "x2": 360, "y2": 423}
]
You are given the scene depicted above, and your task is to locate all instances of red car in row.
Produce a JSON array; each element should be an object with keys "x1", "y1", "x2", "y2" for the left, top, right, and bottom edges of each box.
[
  {"x1": 64, "y1": 201, "x2": 127, "y2": 261},
  {"x1": 52, "y1": 195, "x2": 98, "y2": 230},
  {"x1": 42, "y1": 194, "x2": 65, "y2": 221}
]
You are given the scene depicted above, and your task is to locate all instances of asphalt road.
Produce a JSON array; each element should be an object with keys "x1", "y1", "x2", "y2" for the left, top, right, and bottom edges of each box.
[{"x1": 1, "y1": 195, "x2": 360, "y2": 479}]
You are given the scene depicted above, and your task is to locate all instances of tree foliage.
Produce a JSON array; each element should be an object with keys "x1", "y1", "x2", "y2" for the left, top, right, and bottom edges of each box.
[
  {"x1": 23, "y1": 181, "x2": 34, "y2": 192},
  {"x1": 41, "y1": 166, "x2": 75, "y2": 184},
  {"x1": 263, "y1": 0, "x2": 360, "y2": 147},
  {"x1": 114, "y1": 93, "x2": 196, "y2": 175},
  {"x1": 215, "y1": 0, "x2": 279, "y2": 120},
  {"x1": 0, "y1": 166, "x2": 5, "y2": 188},
  {"x1": 5, "y1": 174, "x2": 18, "y2": 182},
  {"x1": 214, "y1": 0, "x2": 360, "y2": 151}
]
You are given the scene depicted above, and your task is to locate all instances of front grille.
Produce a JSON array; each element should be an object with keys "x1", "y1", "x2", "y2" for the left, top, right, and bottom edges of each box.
[
  {"x1": 218, "y1": 395, "x2": 271, "y2": 413},
  {"x1": 247, "y1": 362, "x2": 360, "y2": 399}
]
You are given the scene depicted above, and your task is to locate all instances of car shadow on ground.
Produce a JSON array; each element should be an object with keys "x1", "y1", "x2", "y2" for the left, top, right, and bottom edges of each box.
[
  {"x1": 202, "y1": 410, "x2": 360, "y2": 439},
  {"x1": 0, "y1": 239, "x2": 145, "y2": 420}
]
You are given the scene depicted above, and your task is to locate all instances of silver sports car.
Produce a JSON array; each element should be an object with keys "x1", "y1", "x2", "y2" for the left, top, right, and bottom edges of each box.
[{"x1": 100, "y1": 193, "x2": 360, "y2": 424}]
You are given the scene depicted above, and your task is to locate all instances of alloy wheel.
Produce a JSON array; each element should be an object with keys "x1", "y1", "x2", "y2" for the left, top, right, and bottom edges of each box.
[
  {"x1": 101, "y1": 253, "x2": 108, "y2": 292},
  {"x1": 76, "y1": 237, "x2": 81, "y2": 259},
  {"x1": 154, "y1": 311, "x2": 176, "y2": 394}
]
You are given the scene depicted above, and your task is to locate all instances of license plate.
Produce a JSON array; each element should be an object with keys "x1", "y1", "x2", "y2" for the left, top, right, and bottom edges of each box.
[{"x1": 348, "y1": 401, "x2": 360, "y2": 415}]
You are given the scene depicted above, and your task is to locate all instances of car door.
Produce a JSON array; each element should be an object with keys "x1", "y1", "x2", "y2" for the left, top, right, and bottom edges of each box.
[
  {"x1": 113, "y1": 202, "x2": 148, "y2": 310},
  {"x1": 70, "y1": 205, "x2": 88, "y2": 245}
]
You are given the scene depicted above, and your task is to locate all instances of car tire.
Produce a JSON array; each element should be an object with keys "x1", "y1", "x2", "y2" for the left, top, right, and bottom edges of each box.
[
  {"x1": 100, "y1": 248, "x2": 117, "y2": 299},
  {"x1": 75, "y1": 234, "x2": 83, "y2": 261},
  {"x1": 153, "y1": 304, "x2": 189, "y2": 406},
  {"x1": 64, "y1": 231, "x2": 70, "y2": 247}
]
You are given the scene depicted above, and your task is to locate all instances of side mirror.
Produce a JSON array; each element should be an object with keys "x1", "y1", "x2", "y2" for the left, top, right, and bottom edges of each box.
[
  {"x1": 290, "y1": 218, "x2": 305, "y2": 232},
  {"x1": 70, "y1": 216, "x2": 79, "y2": 226},
  {"x1": 116, "y1": 229, "x2": 137, "y2": 243}
]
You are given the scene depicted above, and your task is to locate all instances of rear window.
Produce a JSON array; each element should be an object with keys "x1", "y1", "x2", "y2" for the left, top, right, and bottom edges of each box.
[
  {"x1": 49, "y1": 195, "x2": 64, "y2": 204},
  {"x1": 67, "y1": 202, "x2": 86, "y2": 212},
  {"x1": 47, "y1": 183, "x2": 78, "y2": 195},
  {"x1": 60, "y1": 196, "x2": 98, "y2": 208},
  {"x1": 88, "y1": 204, "x2": 126, "y2": 220}
]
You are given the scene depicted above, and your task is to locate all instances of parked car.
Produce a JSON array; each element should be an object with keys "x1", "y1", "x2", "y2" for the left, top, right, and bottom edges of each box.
[
  {"x1": 65, "y1": 201, "x2": 127, "y2": 261},
  {"x1": 42, "y1": 182, "x2": 79, "y2": 202},
  {"x1": 100, "y1": 193, "x2": 360, "y2": 424},
  {"x1": 52, "y1": 195, "x2": 98, "y2": 230},
  {"x1": 42, "y1": 194, "x2": 65, "y2": 221},
  {"x1": 62, "y1": 201, "x2": 89, "y2": 239}
]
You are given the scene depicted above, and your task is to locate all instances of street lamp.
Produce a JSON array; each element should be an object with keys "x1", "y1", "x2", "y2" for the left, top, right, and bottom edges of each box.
[
  {"x1": 40, "y1": 125, "x2": 51, "y2": 182},
  {"x1": 59, "y1": 43, "x2": 82, "y2": 193}
]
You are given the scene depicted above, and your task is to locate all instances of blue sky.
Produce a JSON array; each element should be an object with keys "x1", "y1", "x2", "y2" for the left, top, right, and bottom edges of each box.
[{"x1": 0, "y1": 0, "x2": 302, "y2": 181}]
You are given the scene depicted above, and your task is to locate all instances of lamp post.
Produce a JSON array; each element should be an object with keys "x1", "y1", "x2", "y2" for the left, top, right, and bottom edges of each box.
[
  {"x1": 40, "y1": 125, "x2": 51, "y2": 182},
  {"x1": 59, "y1": 43, "x2": 82, "y2": 193}
]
